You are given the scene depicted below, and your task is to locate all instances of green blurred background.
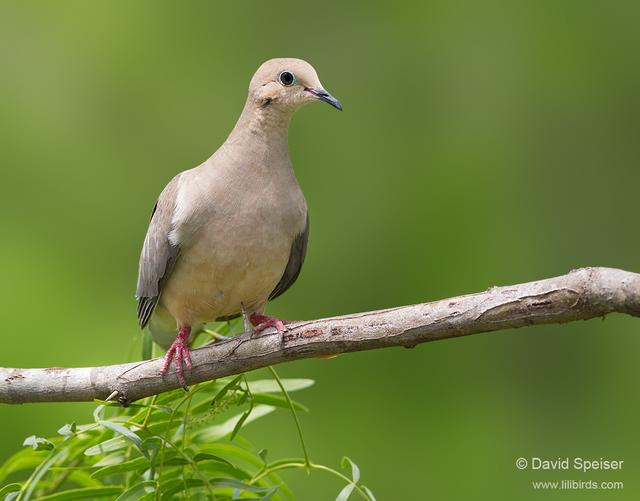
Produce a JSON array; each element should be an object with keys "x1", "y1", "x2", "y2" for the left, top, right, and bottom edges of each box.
[{"x1": 1, "y1": 0, "x2": 639, "y2": 498}]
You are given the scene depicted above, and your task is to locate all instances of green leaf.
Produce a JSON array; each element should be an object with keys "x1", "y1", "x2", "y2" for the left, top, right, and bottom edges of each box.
[
  {"x1": 158, "y1": 468, "x2": 277, "y2": 499},
  {"x1": 35, "y1": 487, "x2": 124, "y2": 501},
  {"x1": 255, "y1": 489, "x2": 279, "y2": 501},
  {"x1": 238, "y1": 389, "x2": 249, "y2": 405},
  {"x1": 85, "y1": 418, "x2": 179, "y2": 456},
  {"x1": 211, "y1": 375, "x2": 242, "y2": 406},
  {"x1": 73, "y1": 423, "x2": 102, "y2": 434},
  {"x1": 140, "y1": 436, "x2": 163, "y2": 459},
  {"x1": 22, "y1": 449, "x2": 69, "y2": 501},
  {"x1": 93, "y1": 405, "x2": 105, "y2": 423},
  {"x1": 0, "y1": 448, "x2": 46, "y2": 483},
  {"x1": 22, "y1": 435, "x2": 54, "y2": 451},
  {"x1": 341, "y1": 456, "x2": 360, "y2": 483},
  {"x1": 91, "y1": 456, "x2": 149, "y2": 479},
  {"x1": 198, "y1": 443, "x2": 268, "y2": 470},
  {"x1": 84, "y1": 437, "x2": 126, "y2": 456},
  {"x1": 258, "y1": 449, "x2": 268, "y2": 464},
  {"x1": 142, "y1": 330, "x2": 153, "y2": 360},
  {"x1": 115, "y1": 480, "x2": 155, "y2": 501},
  {"x1": 362, "y1": 486, "x2": 377, "y2": 501},
  {"x1": 144, "y1": 418, "x2": 179, "y2": 436},
  {"x1": 251, "y1": 393, "x2": 308, "y2": 412},
  {"x1": 0, "y1": 483, "x2": 21, "y2": 498},
  {"x1": 230, "y1": 409, "x2": 251, "y2": 441},
  {"x1": 195, "y1": 460, "x2": 252, "y2": 481},
  {"x1": 209, "y1": 477, "x2": 270, "y2": 493},
  {"x1": 192, "y1": 453, "x2": 233, "y2": 466},
  {"x1": 193, "y1": 405, "x2": 275, "y2": 442},
  {"x1": 97, "y1": 421, "x2": 144, "y2": 457},
  {"x1": 336, "y1": 483, "x2": 355, "y2": 501},
  {"x1": 156, "y1": 478, "x2": 203, "y2": 498},
  {"x1": 154, "y1": 405, "x2": 173, "y2": 415},
  {"x1": 247, "y1": 379, "x2": 314, "y2": 394},
  {"x1": 156, "y1": 389, "x2": 190, "y2": 405},
  {"x1": 57, "y1": 423, "x2": 77, "y2": 437},
  {"x1": 66, "y1": 470, "x2": 103, "y2": 488},
  {"x1": 185, "y1": 446, "x2": 289, "y2": 496},
  {"x1": 91, "y1": 452, "x2": 126, "y2": 467}
]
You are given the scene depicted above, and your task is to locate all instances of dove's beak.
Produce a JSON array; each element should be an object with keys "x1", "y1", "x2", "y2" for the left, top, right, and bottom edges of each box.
[{"x1": 305, "y1": 87, "x2": 343, "y2": 111}]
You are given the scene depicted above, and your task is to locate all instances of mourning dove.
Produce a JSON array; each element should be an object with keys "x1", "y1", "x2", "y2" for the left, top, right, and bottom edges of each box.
[{"x1": 136, "y1": 58, "x2": 342, "y2": 386}]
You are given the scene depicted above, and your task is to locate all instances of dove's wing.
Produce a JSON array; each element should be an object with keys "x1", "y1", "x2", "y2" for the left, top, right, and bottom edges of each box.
[
  {"x1": 136, "y1": 174, "x2": 182, "y2": 328},
  {"x1": 269, "y1": 212, "x2": 309, "y2": 301}
]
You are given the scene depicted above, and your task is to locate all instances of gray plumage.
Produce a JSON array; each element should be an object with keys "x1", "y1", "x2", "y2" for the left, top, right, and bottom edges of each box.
[
  {"x1": 135, "y1": 58, "x2": 340, "y2": 351},
  {"x1": 136, "y1": 175, "x2": 180, "y2": 329}
]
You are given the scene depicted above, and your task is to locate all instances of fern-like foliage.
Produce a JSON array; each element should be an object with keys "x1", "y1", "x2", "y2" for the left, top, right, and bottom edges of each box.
[{"x1": 0, "y1": 325, "x2": 376, "y2": 500}]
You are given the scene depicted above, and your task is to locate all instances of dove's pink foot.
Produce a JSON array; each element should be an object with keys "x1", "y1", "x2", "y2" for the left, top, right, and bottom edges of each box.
[
  {"x1": 161, "y1": 326, "x2": 192, "y2": 388},
  {"x1": 250, "y1": 313, "x2": 286, "y2": 334}
]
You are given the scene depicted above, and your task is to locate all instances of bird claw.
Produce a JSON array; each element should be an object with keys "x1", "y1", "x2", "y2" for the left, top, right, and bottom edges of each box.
[
  {"x1": 250, "y1": 313, "x2": 287, "y2": 335},
  {"x1": 160, "y1": 328, "x2": 192, "y2": 388}
]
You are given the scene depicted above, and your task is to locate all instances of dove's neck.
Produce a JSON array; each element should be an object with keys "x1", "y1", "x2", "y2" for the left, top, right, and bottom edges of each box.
[{"x1": 223, "y1": 98, "x2": 293, "y2": 163}]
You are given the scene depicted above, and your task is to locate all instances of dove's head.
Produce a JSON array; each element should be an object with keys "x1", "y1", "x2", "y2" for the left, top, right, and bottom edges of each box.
[{"x1": 248, "y1": 58, "x2": 342, "y2": 113}]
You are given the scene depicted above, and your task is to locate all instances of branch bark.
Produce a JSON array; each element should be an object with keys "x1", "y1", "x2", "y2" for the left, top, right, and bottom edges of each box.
[{"x1": 2, "y1": 267, "x2": 639, "y2": 405}]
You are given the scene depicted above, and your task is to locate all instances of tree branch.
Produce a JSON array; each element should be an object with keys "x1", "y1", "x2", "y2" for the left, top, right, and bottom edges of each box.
[{"x1": 2, "y1": 267, "x2": 639, "y2": 405}]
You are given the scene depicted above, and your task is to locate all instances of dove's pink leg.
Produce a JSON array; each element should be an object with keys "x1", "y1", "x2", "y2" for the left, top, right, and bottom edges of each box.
[
  {"x1": 250, "y1": 313, "x2": 286, "y2": 334},
  {"x1": 161, "y1": 325, "x2": 192, "y2": 388}
]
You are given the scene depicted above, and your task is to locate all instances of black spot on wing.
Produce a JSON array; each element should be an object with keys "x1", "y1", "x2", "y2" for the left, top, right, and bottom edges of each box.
[{"x1": 269, "y1": 213, "x2": 309, "y2": 301}]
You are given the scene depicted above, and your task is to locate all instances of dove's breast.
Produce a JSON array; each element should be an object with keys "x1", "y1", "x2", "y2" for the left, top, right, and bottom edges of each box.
[{"x1": 159, "y1": 155, "x2": 307, "y2": 327}]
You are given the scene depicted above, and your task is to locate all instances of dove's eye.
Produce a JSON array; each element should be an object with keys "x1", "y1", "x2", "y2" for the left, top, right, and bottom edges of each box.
[{"x1": 278, "y1": 71, "x2": 295, "y2": 87}]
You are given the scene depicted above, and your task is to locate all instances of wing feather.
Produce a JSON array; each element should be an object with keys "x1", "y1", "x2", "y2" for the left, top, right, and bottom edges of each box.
[
  {"x1": 135, "y1": 175, "x2": 181, "y2": 328},
  {"x1": 269, "y1": 212, "x2": 309, "y2": 301}
]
